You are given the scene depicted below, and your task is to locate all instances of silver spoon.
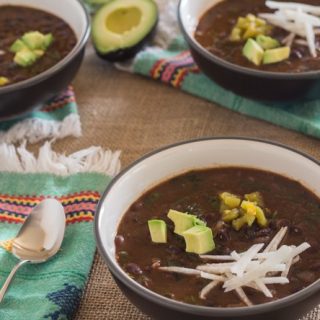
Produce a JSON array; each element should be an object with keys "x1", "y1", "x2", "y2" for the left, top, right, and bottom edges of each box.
[{"x1": 0, "y1": 198, "x2": 65, "y2": 302}]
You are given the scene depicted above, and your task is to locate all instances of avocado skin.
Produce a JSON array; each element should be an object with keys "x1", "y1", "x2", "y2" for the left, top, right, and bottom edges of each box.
[{"x1": 94, "y1": 18, "x2": 158, "y2": 62}]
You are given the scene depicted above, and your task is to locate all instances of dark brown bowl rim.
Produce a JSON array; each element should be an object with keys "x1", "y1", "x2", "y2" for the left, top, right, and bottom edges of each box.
[
  {"x1": 0, "y1": 0, "x2": 90, "y2": 94},
  {"x1": 95, "y1": 137, "x2": 320, "y2": 318},
  {"x1": 178, "y1": 0, "x2": 320, "y2": 80}
]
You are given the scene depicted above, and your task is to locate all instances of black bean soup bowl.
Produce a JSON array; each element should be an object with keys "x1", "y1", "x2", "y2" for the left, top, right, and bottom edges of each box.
[
  {"x1": 95, "y1": 138, "x2": 320, "y2": 320},
  {"x1": 0, "y1": 0, "x2": 90, "y2": 120},
  {"x1": 178, "y1": 0, "x2": 320, "y2": 101}
]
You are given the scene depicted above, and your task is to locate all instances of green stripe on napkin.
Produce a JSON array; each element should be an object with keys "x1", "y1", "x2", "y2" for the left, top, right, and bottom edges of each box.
[
  {"x1": 133, "y1": 35, "x2": 320, "y2": 139},
  {"x1": 0, "y1": 143, "x2": 120, "y2": 320}
]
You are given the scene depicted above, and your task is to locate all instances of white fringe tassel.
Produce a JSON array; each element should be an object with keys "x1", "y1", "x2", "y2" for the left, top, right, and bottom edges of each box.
[
  {"x1": 0, "y1": 141, "x2": 121, "y2": 176},
  {"x1": 0, "y1": 113, "x2": 82, "y2": 144}
]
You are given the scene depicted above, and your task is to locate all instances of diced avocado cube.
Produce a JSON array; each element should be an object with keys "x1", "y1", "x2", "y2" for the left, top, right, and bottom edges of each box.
[
  {"x1": 256, "y1": 206, "x2": 268, "y2": 227},
  {"x1": 43, "y1": 33, "x2": 54, "y2": 49},
  {"x1": 10, "y1": 39, "x2": 28, "y2": 53},
  {"x1": 33, "y1": 49, "x2": 45, "y2": 58},
  {"x1": 222, "y1": 208, "x2": 240, "y2": 222},
  {"x1": 242, "y1": 38, "x2": 264, "y2": 66},
  {"x1": 22, "y1": 31, "x2": 46, "y2": 50},
  {"x1": 244, "y1": 192, "x2": 264, "y2": 207},
  {"x1": 148, "y1": 219, "x2": 167, "y2": 243},
  {"x1": 14, "y1": 49, "x2": 37, "y2": 67},
  {"x1": 167, "y1": 209, "x2": 205, "y2": 236},
  {"x1": 263, "y1": 46, "x2": 290, "y2": 65},
  {"x1": 0, "y1": 77, "x2": 9, "y2": 86},
  {"x1": 220, "y1": 192, "x2": 241, "y2": 209},
  {"x1": 256, "y1": 35, "x2": 280, "y2": 50},
  {"x1": 183, "y1": 225, "x2": 215, "y2": 254}
]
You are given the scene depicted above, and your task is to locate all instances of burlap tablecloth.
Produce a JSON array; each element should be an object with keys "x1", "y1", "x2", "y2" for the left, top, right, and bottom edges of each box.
[{"x1": 51, "y1": 45, "x2": 319, "y2": 319}]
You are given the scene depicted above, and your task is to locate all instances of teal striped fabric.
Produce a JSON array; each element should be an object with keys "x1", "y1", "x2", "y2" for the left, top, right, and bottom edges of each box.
[{"x1": 133, "y1": 36, "x2": 320, "y2": 139}]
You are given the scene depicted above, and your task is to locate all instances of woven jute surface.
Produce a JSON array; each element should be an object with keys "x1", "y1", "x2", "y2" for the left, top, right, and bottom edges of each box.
[{"x1": 53, "y1": 46, "x2": 319, "y2": 319}]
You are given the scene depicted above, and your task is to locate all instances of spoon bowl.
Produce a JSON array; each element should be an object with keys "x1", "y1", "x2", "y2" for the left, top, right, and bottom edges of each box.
[{"x1": 0, "y1": 198, "x2": 65, "y2": 302}]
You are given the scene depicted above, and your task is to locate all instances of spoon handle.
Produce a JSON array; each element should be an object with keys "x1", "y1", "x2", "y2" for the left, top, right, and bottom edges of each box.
[{"x1": 0, "y1": 260, "x2": 29, "y2": 303}]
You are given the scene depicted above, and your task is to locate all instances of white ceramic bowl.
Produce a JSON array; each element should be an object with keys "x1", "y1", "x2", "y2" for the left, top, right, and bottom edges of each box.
[
  {"x1": 0, "y1": 0, "x2": 90, "y2": 119},
  {"x1": 178, "y1": 0, "x2": 320, "y2": 101},
  {"x1": 95, "y1": 138, "x2": 320, "y2": 320}
]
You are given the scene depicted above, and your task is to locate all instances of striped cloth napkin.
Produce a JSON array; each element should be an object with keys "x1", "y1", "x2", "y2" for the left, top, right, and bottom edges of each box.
[
  {"x1": 0, "y1": 86, "x2": 81, "y2": 144},
  {"x1": 0, "y1": 142, "x2": 120, "y2": 319}
]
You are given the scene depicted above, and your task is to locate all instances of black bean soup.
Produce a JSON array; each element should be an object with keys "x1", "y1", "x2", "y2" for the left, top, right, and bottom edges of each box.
[
  {"x1": 0, "y1": 6, "x2": 77, "y2": 85},
  {"x1": 195, "y1": 0, "x2": 320, "y2": 73},
  {"x1": 116, "y1": 167, "x2": 320, "y2": 307}
]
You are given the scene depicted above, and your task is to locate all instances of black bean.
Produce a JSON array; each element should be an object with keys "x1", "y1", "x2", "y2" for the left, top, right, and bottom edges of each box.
[
  {"x1": 218, "y1": 246, "x2": 232, "y2": 255},
  {"x1": 126, "y1": 263, "x2": 143, "y2": 275},
  {"x1": 275, "y1": 219, "x2": 291, "y2": 229},
  {"x1": 130, "y1": 201, "x2": 144, "y2": 211},
  {"x1": 217, "y1": 228, "x2": 231, "y2": 241},
  {"x1": 296, "y1": 271, "x2": 316, "y2": 283},
  {"x1": 309, "y1": 261, "x2": 320, "y2": 271},
  {"x1": 291, "y1": 48, "x2": 303, "y2": 59},
  {"x1": 291, "y1": 226, "x2": 302, "y2": 234},
  {"x1": 214, "y1": 222, "x2": 231, "y2": 241},
  {"x1": 253, "y1": 236, "x2": 270, "y2": 244},
  {"x1": 117, "y1": 251, "x2": 129, "y2": 264},
  {"x1": 115, "y1": 235, "x2": 125, "y2": 247},
  {"x1": 166, "y1": 245, "x2": 183, "y2": 255},
  {"x1": 255, "y1": 228, "x2": 272, "y2": 237}
]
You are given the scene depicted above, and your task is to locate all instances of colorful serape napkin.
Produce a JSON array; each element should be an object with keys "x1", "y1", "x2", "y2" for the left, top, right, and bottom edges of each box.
[
  {"x1": 0, "y1": 142, "x2": 120, "y2": 319},
  {"x1": 0, "y1": 86, "x2": 81, "y2": 144},
  {"x1": 116, "y1": 0, "x2": 320, "y2": 140}
]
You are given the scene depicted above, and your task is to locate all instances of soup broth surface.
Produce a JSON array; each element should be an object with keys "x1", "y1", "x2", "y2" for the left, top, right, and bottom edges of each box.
[
  {"x1": 0, "y1": 5, "x2": 77, "y2": 85},
  {"x1": 195, "y1": 0, "x2": 320, "y2": 73}
]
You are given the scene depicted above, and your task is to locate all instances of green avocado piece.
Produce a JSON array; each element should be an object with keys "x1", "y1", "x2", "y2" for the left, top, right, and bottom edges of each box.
[
  {"x1": 263, "y1": 46, "x2": 291, "y2": 64},
  {"x1": 148, "y1": 219, "x2": 167, "y2": 243},
  {"x1": 43, "y1": 33, "x2": 54, "y2": 49},
  {"x1": 183, "y1": 225, "x2": 215, "y2": 255},
  {"x1": 14, "y1": 49, "x2": 37, "y2": 67},
  {"x1": 22, "y1": 31, "x2": 47, "y2": 50},
  {"x1": 167, "y1": 209, "x2": 205, "y2": 236},
  {"x1": 10, "y1": 39, "x2": 28, "y2": 53},
  {"x1": 256, "y1": 35, "x2": 280, "y2": 50},
  {"x1": 242, "y1": 38, "x2": 264, "y2": 66},
  {"x1": 33, "y1": 49, "x2": 45, "y2": 58},
  {"x1": 92, "y1": 0, "x2": 158, "y2": 61}
]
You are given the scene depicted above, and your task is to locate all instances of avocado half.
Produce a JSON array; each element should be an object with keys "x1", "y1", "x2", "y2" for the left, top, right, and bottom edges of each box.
[{"x1": 92, "y1": 0, "x2": 158, "y2": 61}]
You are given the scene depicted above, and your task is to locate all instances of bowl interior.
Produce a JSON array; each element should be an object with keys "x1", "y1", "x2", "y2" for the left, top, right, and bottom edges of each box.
[
  {"x1": 0, "y1": 0, "x2": 88, "y2": 42},
  {"x1": 97, "y1": 138, "x2": 320, "y2": 266},
  {"x1": 179, "y1": 0, "x2": 222, "y2": 37}
]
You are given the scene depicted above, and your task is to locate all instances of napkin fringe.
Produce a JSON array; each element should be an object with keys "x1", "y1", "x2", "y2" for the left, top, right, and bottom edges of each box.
[
  {"x1": 0, "y1": 113, "x2": 82, "y2": 144},
  {"x1": 0, "y1": 141, "x2": 121, "y2": 176}
]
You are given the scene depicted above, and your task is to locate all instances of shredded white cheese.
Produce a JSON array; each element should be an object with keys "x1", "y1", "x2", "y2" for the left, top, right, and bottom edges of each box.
[
  {"x1": 157, "y1": 227, "x2": 311, "y2": 306},
  {"x1": 259, "y1": 1, "x2": 320, "y2": 57}
]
